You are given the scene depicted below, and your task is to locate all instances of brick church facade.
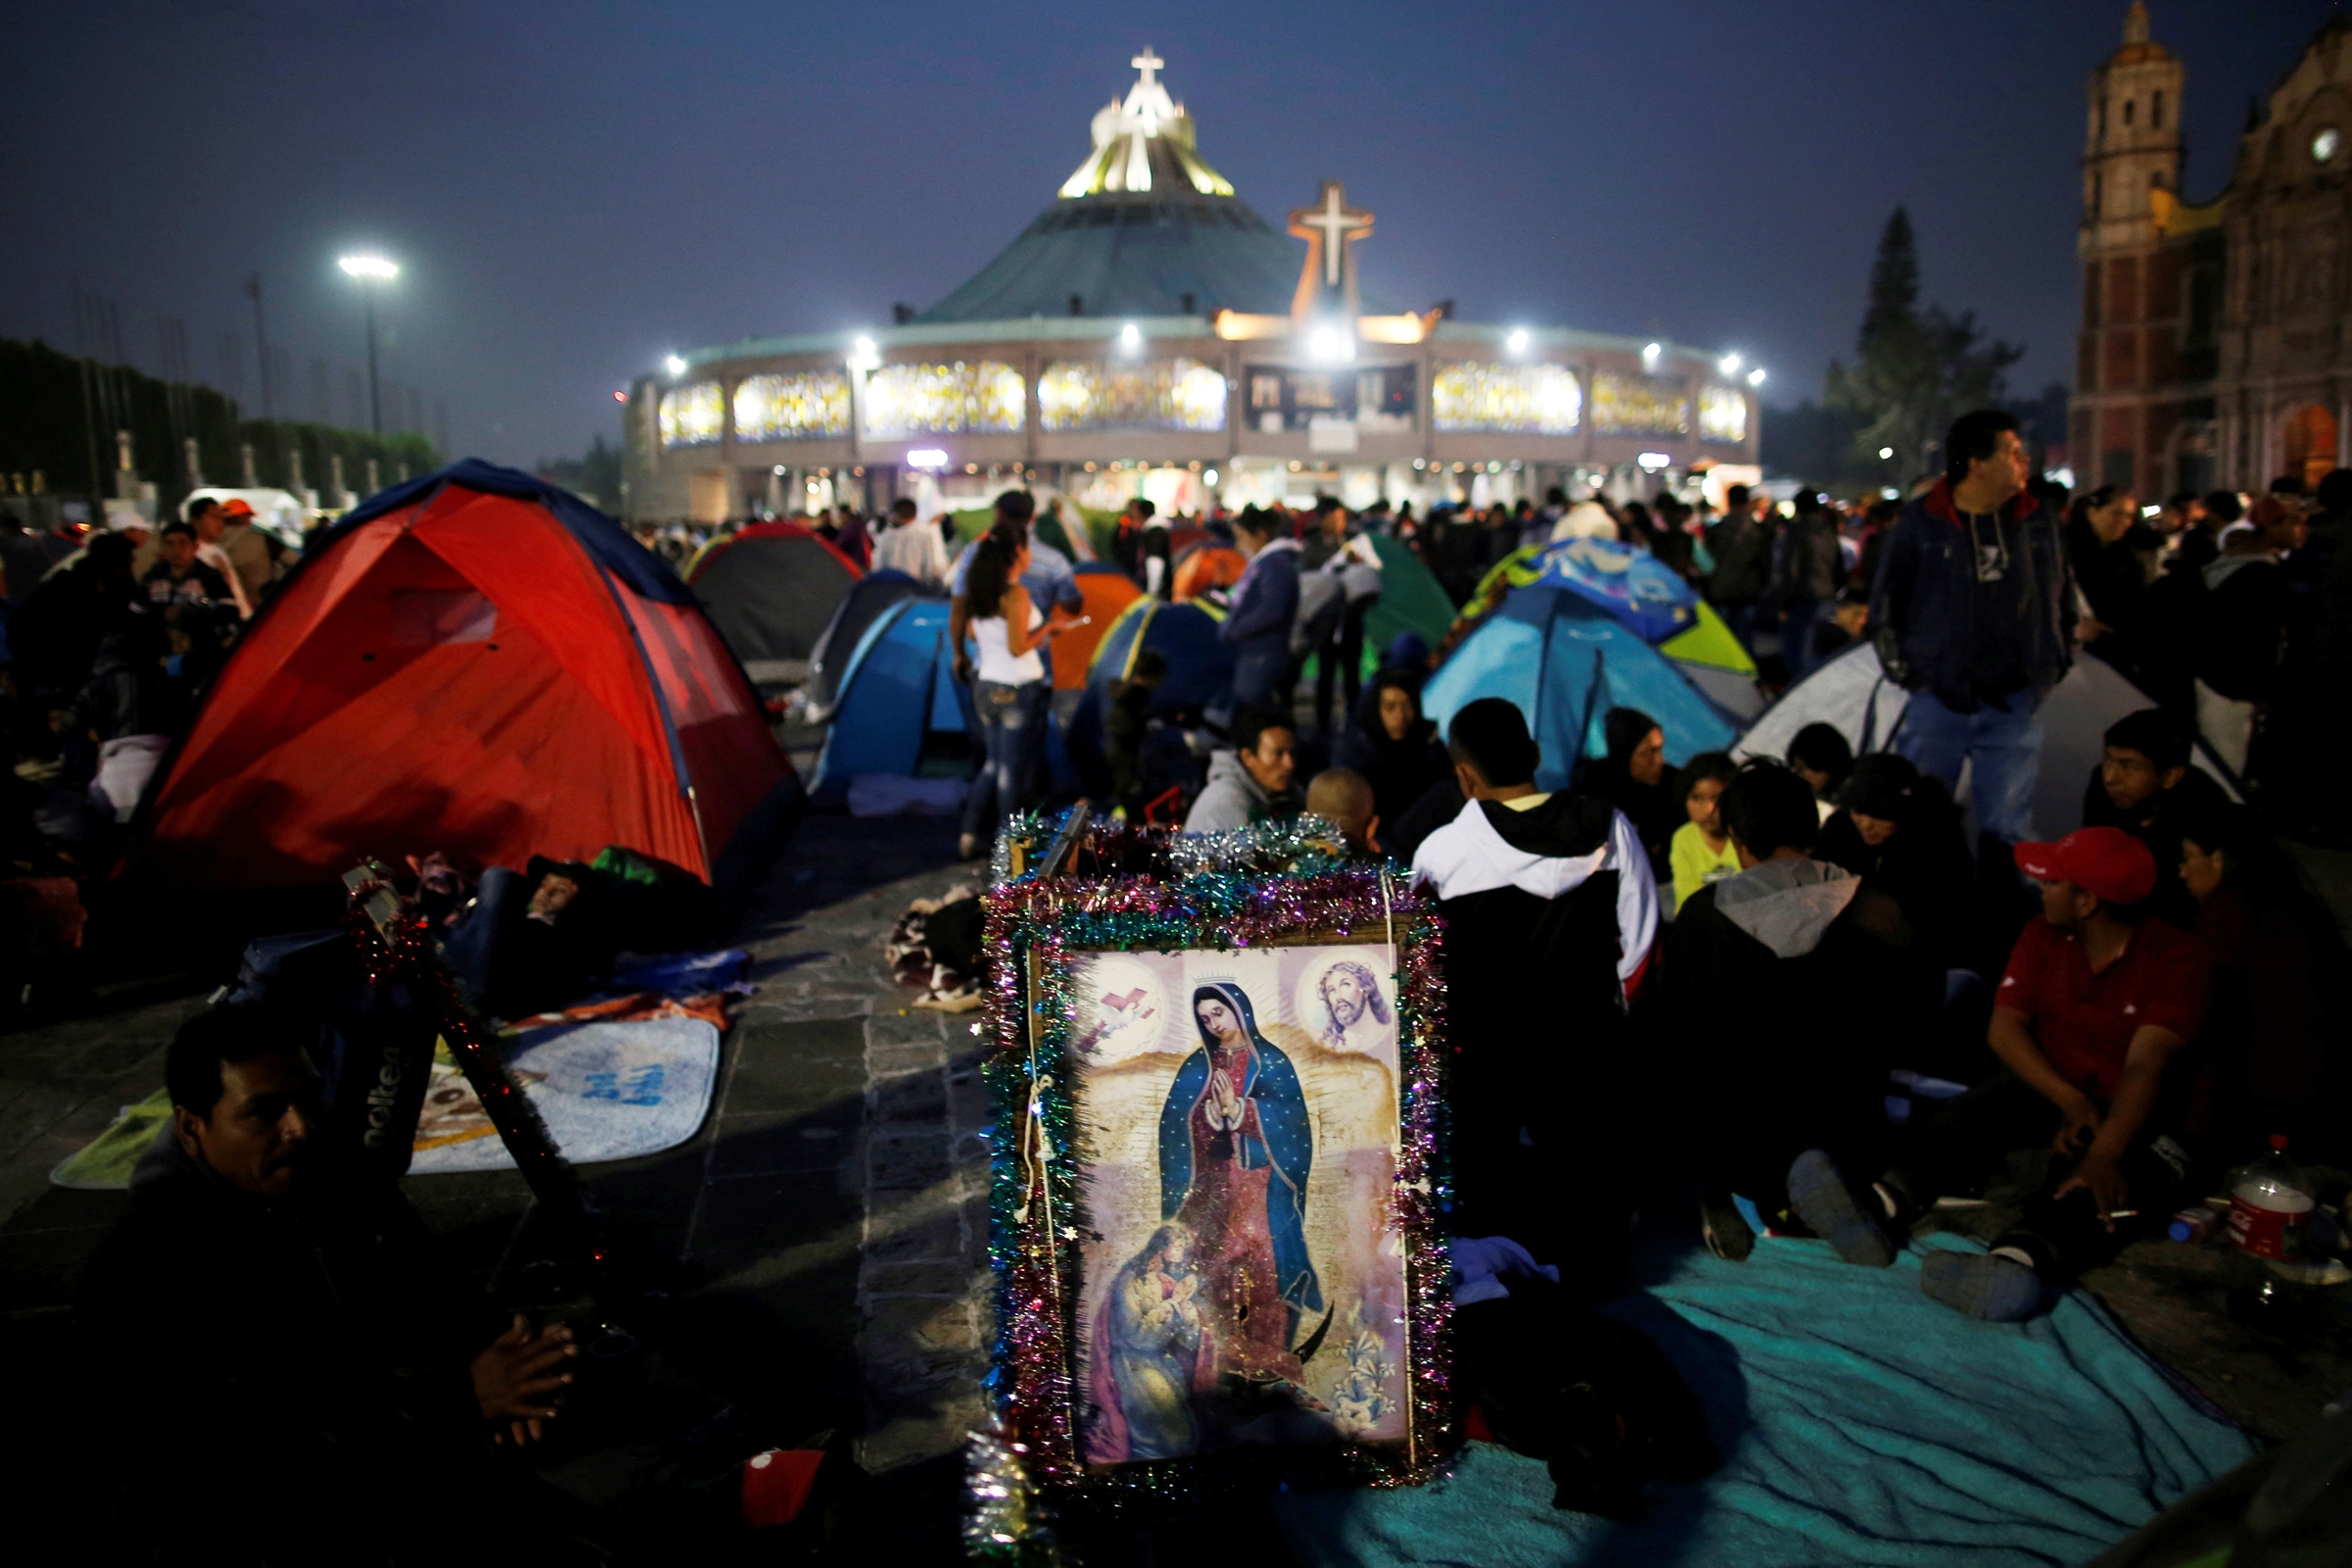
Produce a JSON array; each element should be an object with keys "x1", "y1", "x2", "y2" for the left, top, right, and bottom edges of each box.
[{"x1": 2073, "y1": 4, "x2": 2352, "y2": 497}]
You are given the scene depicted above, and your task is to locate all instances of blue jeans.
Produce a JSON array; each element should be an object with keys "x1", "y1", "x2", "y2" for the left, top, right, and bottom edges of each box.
[
  {"x1": 962, "y1": 679, "x2": 1047, "y2": 838},
  {"x1": 1781, "y1": 600, "x2": 1838, "y2": 681},
  {"x1": 1893, "y1": 688, "x2": 2042, "y2": 845}
]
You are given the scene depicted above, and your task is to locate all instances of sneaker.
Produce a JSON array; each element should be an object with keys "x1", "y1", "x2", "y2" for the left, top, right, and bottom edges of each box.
[
  {"x1": 1920, "y1": 1250, "x2": 2043, "y2": 1321},
  {"x1": 1786, "y1": 1150, "x2": 1895, "y2": 1267}
]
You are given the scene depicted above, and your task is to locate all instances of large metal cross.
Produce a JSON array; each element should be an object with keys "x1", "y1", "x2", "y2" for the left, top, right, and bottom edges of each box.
[
  {"x1": 1131, "y1": 48, "x2": 1164, "y2": 91},
  {"x1": 1297, "y1": 181, "x2": 1372, "y2": 287}
]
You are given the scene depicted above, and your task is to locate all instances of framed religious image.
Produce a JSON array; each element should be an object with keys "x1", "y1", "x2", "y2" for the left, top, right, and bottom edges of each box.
[
  {"x1": 978, "y1": 836, "x2": 1449, "y2": 1503},
  {"x1": 1072, "y1": 945, "x2": 1409, "y2": 1461}
]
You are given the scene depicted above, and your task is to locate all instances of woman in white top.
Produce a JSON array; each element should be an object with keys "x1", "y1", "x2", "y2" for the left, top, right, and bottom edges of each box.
[{"x1": 958, "y1": 525, "x2": 1077, "y2": 859}]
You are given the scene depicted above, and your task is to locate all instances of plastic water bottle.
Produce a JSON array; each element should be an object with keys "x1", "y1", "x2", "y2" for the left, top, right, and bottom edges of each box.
[{"x1": 2227, "y1": 1135, "x2": 2313, "y2": 1262}]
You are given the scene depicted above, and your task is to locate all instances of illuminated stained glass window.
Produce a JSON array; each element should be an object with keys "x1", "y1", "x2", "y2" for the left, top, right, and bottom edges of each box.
[
  {"x1": 734, "y1": 371, "x2": 851, "y2": 441},
  {"x1": 862, "y1": 361, "x2": 1025, "y2": 438},
  {"x1": 659, "y1": 381, "x2": 724, "y2": 448},
  {"x1": 1699, "y1": 386, "x2": 1749, "y2": 444},
  {"x1": 1592, "y1": 372, "x2": 1690, "y2": 436},
  {"x1": 1432, "y1": 363, "x2": 1582, "y2": 434},
  {"x1": 1038, "y1": 358, "x2": 1227, "y2": 432}
]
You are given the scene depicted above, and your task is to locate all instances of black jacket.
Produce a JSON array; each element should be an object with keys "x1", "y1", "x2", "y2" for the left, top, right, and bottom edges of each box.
[
  {"x1": 76, "y1": 1134, "x2": 502, "y2": 1554},
  {"x1": 1334, "y1": 713, "x2": 1452, "y2": 834}
]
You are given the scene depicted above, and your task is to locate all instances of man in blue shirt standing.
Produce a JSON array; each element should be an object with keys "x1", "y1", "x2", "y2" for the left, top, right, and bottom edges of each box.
[
  {"x1": 1218, "y1": 507, "x2": 1300, "y2": 719},
  {"x1": 1869, "y1": 410, "x2": 2077, "y2": 849}
]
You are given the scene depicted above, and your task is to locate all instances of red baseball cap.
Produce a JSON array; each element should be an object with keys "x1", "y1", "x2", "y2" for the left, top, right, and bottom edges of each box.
[
  {"x1": 2014, "y1": 827, "x2": 2156, "y2": 905},
  {"x1": 220, "y1": 498, "x2": 256, "y2": 518}
]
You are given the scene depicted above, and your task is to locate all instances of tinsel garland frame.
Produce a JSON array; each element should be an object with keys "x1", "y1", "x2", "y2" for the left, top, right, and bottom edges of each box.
[{"x1": 975, "y1": 822, "x2": 1455, "y2": 1513}]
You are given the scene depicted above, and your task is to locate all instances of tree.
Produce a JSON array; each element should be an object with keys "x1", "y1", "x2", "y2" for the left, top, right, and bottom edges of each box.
[{"x1": 1826, "y1": 208, "x2": 2023, "y2": 482}]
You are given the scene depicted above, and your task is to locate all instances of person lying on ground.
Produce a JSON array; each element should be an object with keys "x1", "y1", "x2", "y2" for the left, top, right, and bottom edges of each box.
[
  {"x1": 1410, "y1": 698, "x2": 1657, "y2": 1290},
  {"x1": 442, "y1": 857, "x2": 620, "y2": 1019},
  {"x1": 1817, "y1": 828, "x2": 2215, "y2": 1321},
  {"x1": 75, "y1": 1005, "x2": 588, "y2": 1557},
  {"x1": 1304, "y1": 766, "x2": 1381, "y2": 858},
  {"x1": 2082, "y1": 706, "x2": 2230, "y2": 931},
  {"x1": 1666, "y1": 750, "x2": 1740, "y2": 913},
  {"x1": 1183, "y1": 708, "x2": 1299, "y2": 834},
  {"x1": 1664, "y1": 760, "x2": 1931, "y2": 1263}
]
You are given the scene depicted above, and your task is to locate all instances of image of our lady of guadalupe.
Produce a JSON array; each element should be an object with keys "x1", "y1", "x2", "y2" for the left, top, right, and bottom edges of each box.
[{"x1": 1156, "y1": 983, "x2": 1324, "y2": 1389}]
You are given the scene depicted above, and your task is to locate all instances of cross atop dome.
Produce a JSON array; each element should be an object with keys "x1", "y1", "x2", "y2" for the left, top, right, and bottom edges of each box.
[
  {"x1": 1059, "y1": 49, "x2": 1235, "y2": 199},
  {"x1": 1289, "y1": 179, "x2": 1373, "y2": 318}
]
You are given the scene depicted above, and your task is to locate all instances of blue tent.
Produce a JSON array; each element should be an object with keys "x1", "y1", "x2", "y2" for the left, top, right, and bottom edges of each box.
[
  {"x1": 1420, "y1": 586, "x2": 1739, "y2": 792},
  {"x1": 1062, "y1": 598, "x2": 1234, "y2": 797},
  {"x1": 804, "y1": 568, "x2": 938, "y2": 722},
  {"x1": 1083, "y1": 597, "x2": 1233, "y2": 714},
  {"x1": 808, "y1": 598, "x2": 971, "y2": 796},
  {"x1": 1527, "y1": 535, "x2": 1701, "y2": 644}
]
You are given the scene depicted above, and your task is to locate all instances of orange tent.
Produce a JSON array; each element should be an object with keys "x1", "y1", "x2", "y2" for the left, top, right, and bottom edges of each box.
[
  {"x1": 1054, "y1": 564, "x2": 1144, "y2": 691},
  {"x1": 136, "y1": 462, "x2": 798, "y2": 897},
  {"x1": 1171, "y1": 541, "x2": 1247, "y2": 602}
]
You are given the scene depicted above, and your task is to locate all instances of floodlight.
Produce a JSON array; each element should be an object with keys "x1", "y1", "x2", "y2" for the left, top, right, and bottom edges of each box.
[{"x1": 338, "y1": 255, "x2": 398, "y2": 280}]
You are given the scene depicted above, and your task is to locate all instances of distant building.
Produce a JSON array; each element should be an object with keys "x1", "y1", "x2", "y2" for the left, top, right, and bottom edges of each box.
[
  {"x1": 2074, "y1": 3, "x2": 2352, "y2": 497},
  {"x1": 622, "y1": 50, "x2": 1760, "y2": 522}
]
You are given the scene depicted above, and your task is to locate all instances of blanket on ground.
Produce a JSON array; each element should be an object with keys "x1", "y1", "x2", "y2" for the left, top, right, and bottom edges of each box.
[
  {"x1": 1270, "y1": 1229, "x2": 2257, "y2": 1567},
  {"x1": 408, "y1": 1015, "x2": 720, "y2": 1174}
]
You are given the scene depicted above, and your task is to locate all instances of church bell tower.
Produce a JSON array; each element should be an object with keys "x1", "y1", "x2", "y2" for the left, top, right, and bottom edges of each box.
[
  {"x1": 2075, "y1": 2, "x2": 2188, "y2": 491},
  {"x1": 2082, "y1": 1, "x2": 2185, "y2": 248}
]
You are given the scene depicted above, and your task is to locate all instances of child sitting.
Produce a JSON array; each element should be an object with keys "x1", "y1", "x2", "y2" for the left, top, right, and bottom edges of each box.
[{"x1": 1667, "y1": 751, "x2": 1740, "y2": 912}]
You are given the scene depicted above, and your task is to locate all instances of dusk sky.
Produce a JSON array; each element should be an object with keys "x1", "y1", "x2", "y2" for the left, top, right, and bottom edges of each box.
[{"x1": 2, "y1": 1, "x2": 2337, "y2": 468}]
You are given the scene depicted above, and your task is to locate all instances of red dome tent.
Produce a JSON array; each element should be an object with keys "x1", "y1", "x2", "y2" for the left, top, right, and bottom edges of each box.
[{"x1": 135, "y1": 461, "x2": 799, "y2": 900}]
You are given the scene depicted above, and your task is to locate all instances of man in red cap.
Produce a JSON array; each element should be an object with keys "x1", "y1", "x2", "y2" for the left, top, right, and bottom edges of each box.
[{"x1": 1811, "y1": 827, "x2": 2214, "y2": 1320}]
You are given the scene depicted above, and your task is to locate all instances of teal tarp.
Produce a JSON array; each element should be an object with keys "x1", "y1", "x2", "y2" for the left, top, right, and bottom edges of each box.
[
  {"x1": 1419, "y1": 587, "x2": 1739, "y2": 790},
  {"x1": 1272, "y1": 1230, "x2": 2256, "y2": 1567},
  {"x1": 808, "y1": 599, "x2": 969, "y2": 795}
]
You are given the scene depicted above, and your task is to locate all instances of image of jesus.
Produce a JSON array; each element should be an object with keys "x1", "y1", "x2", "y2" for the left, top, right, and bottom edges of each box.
[{"x1": 1156, "y1": 983, "x2": 1322, "y2": 1383}]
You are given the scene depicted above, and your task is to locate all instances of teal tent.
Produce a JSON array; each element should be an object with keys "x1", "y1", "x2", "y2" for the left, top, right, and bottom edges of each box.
[
  {"x1": 808, "y1": 599, "x2": 972, "y2": 796},
  {"x1": 1419, "y1": 585, "x2": 1739, "y2": 792}
]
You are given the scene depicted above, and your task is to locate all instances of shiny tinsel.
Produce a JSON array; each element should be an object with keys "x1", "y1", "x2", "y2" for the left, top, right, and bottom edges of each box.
[
  {"x1": 962, "y1": 1427, "x2": 1060, "y2": 1564},
  {"x1": 973, "y1": 815, "x2": 1454, "y2": 1534}
]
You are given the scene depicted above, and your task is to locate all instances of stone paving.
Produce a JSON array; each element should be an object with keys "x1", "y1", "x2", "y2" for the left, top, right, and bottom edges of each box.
[{"x1": 0, "y1": 806, "x2": 996, "y2": 1555}]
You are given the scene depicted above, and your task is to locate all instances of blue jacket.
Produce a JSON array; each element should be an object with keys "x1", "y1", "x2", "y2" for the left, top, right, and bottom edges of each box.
[
  {"x1": 1869, "y1": 479, "x2": 2074, "y2": 711},
  {"x1": 1219, "y1": 538, "x2": 1300, "y2": 654}
]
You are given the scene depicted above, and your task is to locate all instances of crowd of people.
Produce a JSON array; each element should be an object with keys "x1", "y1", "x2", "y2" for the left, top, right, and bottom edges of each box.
[
  {"x1": 0, "y1": 497, "x2": 290, "y2": 1013},
  {"x1": 35, "y1": 405, "x2": 2351, "y2": 1556},
  {"x1": 1158, "y1": 408, "x2": 2345, "y2": 1338}
]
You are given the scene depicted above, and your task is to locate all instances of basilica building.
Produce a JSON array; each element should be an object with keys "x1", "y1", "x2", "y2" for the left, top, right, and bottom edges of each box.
[
  {"x1": 2074, "y1": 5, "x2": 2352, "y2": 496},
  {"x1": 620, "y1": 51, "x2": 1761, "y2": 523}
]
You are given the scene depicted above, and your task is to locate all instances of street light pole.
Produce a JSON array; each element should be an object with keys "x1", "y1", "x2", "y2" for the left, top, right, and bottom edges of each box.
[
  {"x1": 337, "y1": 254, "x2": 399, "y2": 437},
  {"x1": 364, "y1": 284, "x2": 380, "y2": 434}
]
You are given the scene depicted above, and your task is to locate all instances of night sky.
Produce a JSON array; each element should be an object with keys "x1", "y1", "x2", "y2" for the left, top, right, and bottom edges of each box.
[{"x1": 2, "y1": 1, "x2": 2337, "y2": 470}]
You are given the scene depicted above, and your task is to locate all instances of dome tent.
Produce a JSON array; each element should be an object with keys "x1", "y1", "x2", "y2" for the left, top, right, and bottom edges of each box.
[
  {"x1": 684, "y1": 520, "x2": 861, "y2": 681},
  {"x1": 808, "y1": 598, "x2": 972, "y2": 798},
  {"x1": 1056, "y1": 562, "x2": 1145, "y2": 693},
  {"x1": 1419, "y1": 586, "x2": 1739, "y2": 793},
  {"x1": 135, "y1": 460, "x2": 799, "y2": 901},
  {"x1": 804, "y1": 568, "x2": 940, "y2": 723}
]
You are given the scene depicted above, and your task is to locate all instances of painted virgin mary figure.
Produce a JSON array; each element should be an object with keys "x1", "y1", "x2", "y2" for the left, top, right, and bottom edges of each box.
[{"x1": 1157, "y1": 983, "x2": 1322, "y2": 1383}]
